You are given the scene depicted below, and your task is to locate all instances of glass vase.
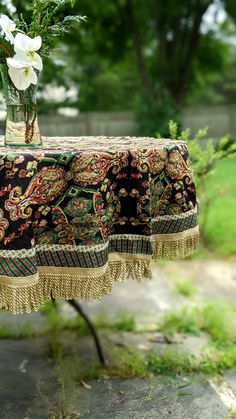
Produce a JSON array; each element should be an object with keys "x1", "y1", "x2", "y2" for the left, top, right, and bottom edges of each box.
[{"x1": 0, "y1": 64, "x2": 42, "y2": 147}]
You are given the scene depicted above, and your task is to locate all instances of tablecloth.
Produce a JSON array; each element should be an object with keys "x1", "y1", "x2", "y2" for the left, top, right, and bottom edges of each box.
[{"x1": 0, "y1": 136, "x2": 199, "y2": 314}]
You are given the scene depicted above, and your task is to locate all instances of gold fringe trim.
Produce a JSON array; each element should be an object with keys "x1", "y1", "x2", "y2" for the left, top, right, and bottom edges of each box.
[
  {"x1": 0, "y1": 279, "x2": 46, "y2": 315},
  {"x1": 152, "y1": 226, "x2": 200, "y2": 260},
  {"x1": 0, "y1": 227, "x2": 199, "y2": 314},
  {"x1": 0, "y1": 259, "x2": 152, "y2": 315},
  {"x1": 0, "y1": 272, "x2": 39, "y2": 286}
]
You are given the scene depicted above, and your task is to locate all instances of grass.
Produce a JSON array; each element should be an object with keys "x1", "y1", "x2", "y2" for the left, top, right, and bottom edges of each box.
[
  {"x1": 227, "y1": 408, "x2": 236, "y2": 419},
  {"x1": 0, "y1": 302, "x2": 136, "y2": 342},
  {"x1": 94, "y1": 309, "x2": 136, "y2": 332},
  {"x1": 1, "y1": 301, "x2": 236, "y2": 379},
  {"x1": 41, "y1": 301, "x2": 236, "y2": 379},
  {"x1": 5, "y1": 301, "x2": 236, "y2": 416},
  {"x1": 107, "y1": 303, "x2": 236, "y2": 377},
  {"x1": 1, "y1": 300, "x2": 236, "y2": 379},
  {"x1": 199, "y1": 158, "x2": 236, "y2": 256},
  {"x1": 174, "y1": 277, "x2": 195, "y2": 297},
  {"x1": 0, "y1": 322, "x2": 38, "y2": 339},
  {"x1": 159, "y1": 303, "x2": 235, "y2": 344},
  {"x1": 146, "y1": 344, "x2": 236, "y2": 375}
]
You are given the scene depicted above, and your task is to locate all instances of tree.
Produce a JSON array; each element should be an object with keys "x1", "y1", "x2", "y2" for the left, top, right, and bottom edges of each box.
[
  {"x1": 1, "y1": 0, "x2": 236, "y2": 135},
  {"x1": 71, "y1": 0, "x2": 217, "y2": 105},
  {"x1": 68, "y1": 0, "x2": 236, "y2": 134}
]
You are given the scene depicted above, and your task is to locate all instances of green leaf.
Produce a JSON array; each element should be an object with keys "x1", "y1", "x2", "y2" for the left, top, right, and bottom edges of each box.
[
  {"x1": 51, "y1": 0, "x2": 76, "y2": 6},
  {"x1": 63, "y1": 15, "x2": 86, "y2": 24}
]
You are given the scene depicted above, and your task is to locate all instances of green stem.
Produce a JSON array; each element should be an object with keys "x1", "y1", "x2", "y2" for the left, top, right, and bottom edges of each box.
[{"x1": 0, "y1": 40, "x2": 13, "y2": 58}]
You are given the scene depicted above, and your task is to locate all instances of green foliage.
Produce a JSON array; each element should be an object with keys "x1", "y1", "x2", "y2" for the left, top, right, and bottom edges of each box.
[
  {"x1": 135, "y1": 91, "x2": 180, "y2": 137},
  {"x1": 5, "y1": 0, "x2": 236, "y2": 113},
  {"x1": 66, "y1": 0, "x2": 236, "y2": 111},
  {"x1": 0, "y1": 321, "x2": 37, "y2": 338},
  {"x1": 0, "y1": 0, "x2": 85, "y2": 60},
  {"x1": 78, "y1": 66, "x2": 138, "y2": 111},
  {"x1": 169, "y1": 120, "x2": 236, "y2": 183},
  {"x1": 199, "y1": 158, "x2": 236, "y2": 255},
  {"x1": 160, "y1": 306, "x2": 202, "y2": 337},
  {"x1": 147, "y1": 343, "x2": 236, "y2": 375},
  {"x1": 2, "y1": 0, "x2": 236, "y2": 112},
  {"x1": 168, "y1": 120, "x2": 236, "y2": 250},
  {"x1": 174, "y1": 277, "x2": 195, "y2": 297},
  {"x1": 147, "y1": 351, "x2": 195, "y2": 375},
  {"x1": 108, "y1": 346, "x2": 148, "y2": 378},
  {"x1": 0, "y1": 38, "x2": 14, "y2": 62},
  {"x1": 112, "y1": 310, "x2": 136, "y2": 332},
  {"x1": 93, "y1": 310, "x2": 136, "y2": 332},
  {"x1": 25, "y1": 0, "x2": 85, "y2": 56},
  {"x1": 159, "y1": 303, "x2": 235, "y2": 345}
]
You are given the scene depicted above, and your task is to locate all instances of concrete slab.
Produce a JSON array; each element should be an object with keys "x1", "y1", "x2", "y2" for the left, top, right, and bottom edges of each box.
[
  {"x1": 76, "y1": 376, "x2": 228, "y2": 419},
  {"x1": 225, "y1": 371, "x2": 236, "y2": 395},
  {"x1": 0, "y1": 308, "x2": 48, "y2": 335},
  {"x1": 0, "y1": 259, "x2": 235, "y2": 418},
  {"x1": 160, "y1": 260, "x2": 236, "y2": 303},
  {"x1": 0, "y1": 331, "x2": 230, "y2": 419},
  {"x1": 0, "y1": 338, "x2": 56, "y2": 419},
  {"x1": 59, "y1": 259, "x2": 236, "y2": 330},
  {"x1": 60, "y1": 262, "x2": 185, "y2": 327}
]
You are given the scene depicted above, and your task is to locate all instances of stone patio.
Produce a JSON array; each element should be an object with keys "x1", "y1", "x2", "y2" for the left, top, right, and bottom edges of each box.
[{"x1": 0, "y1": 259, "x2": 236, "y2": 418}]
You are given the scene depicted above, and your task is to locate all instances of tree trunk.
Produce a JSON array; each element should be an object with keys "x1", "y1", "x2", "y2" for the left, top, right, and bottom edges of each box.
[
  {"x1": 156, "y1": 1, "x2": 213, "y2": 105},
  {"x1": 114, "y1": 0, "x2": 154, "y2": 99}
]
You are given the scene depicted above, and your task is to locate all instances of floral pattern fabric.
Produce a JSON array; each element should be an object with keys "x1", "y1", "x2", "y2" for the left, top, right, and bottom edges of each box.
[{"x1": 0, "y1": 136, "x2": 198, "y2": 279}]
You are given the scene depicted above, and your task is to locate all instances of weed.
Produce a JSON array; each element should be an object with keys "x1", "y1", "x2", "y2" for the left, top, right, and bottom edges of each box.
[
  {"x1": 94, "y1": 310, "x2": 136, "y2": 332},
  {"x1": 159, "y1": 306, "x2": 201, "y2": 337},
  {"x1": 174, "y1": 277, "x2": 195, "y2": 297},
  {"x1": 108, "y1": 345, "x2": 148, "y2": 378},
  {"x1": 159, "y1": 303, "x2": 235, "y2": 345},
  {"x1": 0, "y1": 321, "x2": 40, "y2": 339},
  {"x1": 227, "y1": 407, "x2": 236, "y2": 419}
]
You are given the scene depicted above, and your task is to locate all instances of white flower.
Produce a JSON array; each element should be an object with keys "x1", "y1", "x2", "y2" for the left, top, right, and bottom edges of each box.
[
  {"x1": 0, "y1": 14, "x2": 16, "y2": 44},
  {"x1": 2, "y1": 0, "x2": 17, "y2": 15},
  {"x1": 13, "y1": 33, "x2": 43, "y2": 71},
  {"x1": 7, "y1": 58, "x2": 37, "y2": 90}
]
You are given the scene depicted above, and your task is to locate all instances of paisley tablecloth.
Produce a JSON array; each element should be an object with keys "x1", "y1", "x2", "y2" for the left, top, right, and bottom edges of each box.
[{"x1": 0, "y1": 136, "x2": 199, "y2": 314}]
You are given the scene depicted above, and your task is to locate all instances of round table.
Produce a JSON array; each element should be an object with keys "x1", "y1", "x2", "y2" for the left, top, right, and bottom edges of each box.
[{"x1": 0, "y1": 136, "x2": 199, "y2": 315}]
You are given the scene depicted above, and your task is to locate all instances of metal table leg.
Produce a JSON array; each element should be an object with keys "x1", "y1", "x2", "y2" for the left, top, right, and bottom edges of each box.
[{"x1": 51, "y1": 297, "x2": 106, "y2": 367}]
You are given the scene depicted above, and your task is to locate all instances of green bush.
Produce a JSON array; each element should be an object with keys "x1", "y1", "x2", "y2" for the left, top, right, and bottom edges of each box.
[
  {"x1": 168, "y1": 121, "x2": 236, "y2": 252},
  {"x1": 135, "y1": 90, "x2": 180, "y2": 137}
]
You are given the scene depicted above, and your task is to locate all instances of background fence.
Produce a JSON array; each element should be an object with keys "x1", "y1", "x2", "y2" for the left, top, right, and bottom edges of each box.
[
  {"x1": 39, "y1": 105, "x2": 236, "y2": 138},
  {"x1": 1, "y1": 105, "x2": 236, "y2": 138}
]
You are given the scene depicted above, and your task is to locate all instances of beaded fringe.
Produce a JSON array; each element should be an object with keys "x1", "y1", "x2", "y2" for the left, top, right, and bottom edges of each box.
[{"x1": 0, "y1": 227, "x2": 199, "y2": 314}]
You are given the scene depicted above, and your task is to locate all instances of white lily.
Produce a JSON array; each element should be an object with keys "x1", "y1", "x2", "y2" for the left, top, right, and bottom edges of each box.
[
  {"x1": 13, "y1": 33, "x2": 43, "y2": 71},
  {"x1": 7, "y1": 58, "x2": 37, "y2": 90},
  {"x1": 0, "y1": 14, "x2": 16, "y2": 44}
]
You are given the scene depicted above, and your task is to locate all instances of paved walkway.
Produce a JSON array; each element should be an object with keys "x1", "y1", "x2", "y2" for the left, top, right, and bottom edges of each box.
[{"x1": 0, "y1": 259, "x2": 236, "y2": 418}]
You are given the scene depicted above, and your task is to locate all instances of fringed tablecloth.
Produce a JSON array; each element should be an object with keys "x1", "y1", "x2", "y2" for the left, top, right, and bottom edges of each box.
[{"x1": 0, "y1": 136, "x2": 199, "y2": 314}]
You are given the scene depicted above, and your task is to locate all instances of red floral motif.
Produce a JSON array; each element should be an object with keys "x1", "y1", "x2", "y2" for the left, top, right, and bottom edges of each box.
[
  {"x1": 0, "y1": 139, "x2": 197, "y2": 249},
  {"x1": 165, "y1": 149, "x2": 193, "y2": 180},
  {"x1": 3, "y1": 232, "x2": 16, "y2": 245},
  {"x1": 131, "y1": 148, "x2": 167, "y2": 174},
  {"x1": 0, "y1": 209, "x2": 9, "y2": 241},
  {"x1": 5, "y1": 167, "x2": 67, "y2": 221},
  {"x1": 71, "y1": 151, "x2": 129, "y2": 185},
  {"x1": 18, "y1": 220, "x2": 31, "y2": 233},
  {"x1": 19, "y1": 169, "x2": 27, "y2": 178},
  {"x1": 0, "y1": 184, "x2": 11, "y2": 197}
]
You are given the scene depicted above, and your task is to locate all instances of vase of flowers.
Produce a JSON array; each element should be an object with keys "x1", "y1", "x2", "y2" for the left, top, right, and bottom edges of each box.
[{"x1": 0, "y1": 1, "x2": 85, "y2": 146}]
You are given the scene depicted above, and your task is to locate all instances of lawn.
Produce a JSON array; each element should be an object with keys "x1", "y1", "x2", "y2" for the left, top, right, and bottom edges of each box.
[{"x1": 199, "y1": 158, "x2": 236, "y2": 256}]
